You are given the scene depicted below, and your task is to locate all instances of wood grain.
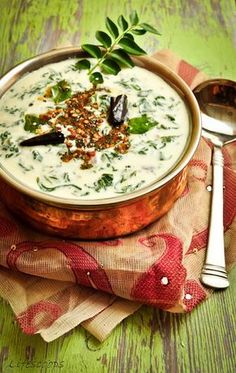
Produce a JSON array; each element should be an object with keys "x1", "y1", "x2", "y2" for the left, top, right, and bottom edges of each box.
[
  {"x1": 0, "y1": 0, "x2": 236, "y2": 78},
  {"x1": 0, "y1": 0, "x2": 235, "y2": 372},
  {"x1": 0, "y1": 268, "x2": 236, "y2": 372}
]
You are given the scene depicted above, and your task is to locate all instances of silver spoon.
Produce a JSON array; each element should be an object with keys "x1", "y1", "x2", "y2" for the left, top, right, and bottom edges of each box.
[{"x1": 193, "y1": 79, "x2": 236, "y2": 289}]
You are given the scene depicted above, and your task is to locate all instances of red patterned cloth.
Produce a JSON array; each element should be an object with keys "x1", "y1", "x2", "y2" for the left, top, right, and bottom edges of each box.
[{"x1": 0, "y1": 50, "x2": 235, "y2": 341}]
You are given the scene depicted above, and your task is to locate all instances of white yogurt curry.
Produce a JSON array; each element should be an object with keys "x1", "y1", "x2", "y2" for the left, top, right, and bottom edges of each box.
[{"x1": 0, "y1": 58, "x2": 190, "y2": 200}]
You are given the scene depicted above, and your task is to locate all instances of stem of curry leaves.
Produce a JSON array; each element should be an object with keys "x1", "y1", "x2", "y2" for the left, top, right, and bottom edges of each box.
[
  {"x1": 79, "y1": 11, "x2": 161, "y2": 84},
  {"x1": 87, "y1": 25, "x2": 139, "y2": 75}
]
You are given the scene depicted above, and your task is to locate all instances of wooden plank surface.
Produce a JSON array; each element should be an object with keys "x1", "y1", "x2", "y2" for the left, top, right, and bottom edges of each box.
[{"x1": 0, "y1": 1, "x2": 236, "y2": 372}]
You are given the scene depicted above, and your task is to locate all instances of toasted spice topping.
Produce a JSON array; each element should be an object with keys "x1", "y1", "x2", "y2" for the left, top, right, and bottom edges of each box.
[{"x1": 39, "y1": 87, "x2": 130, "y2": 168}]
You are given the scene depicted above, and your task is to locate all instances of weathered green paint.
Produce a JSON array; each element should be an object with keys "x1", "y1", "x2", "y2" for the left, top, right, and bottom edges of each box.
[
  {"x1": 0, "y1": 0, "x2": 235, "y2": 372},
  {"x1": 0, "y1": 0, "x2": 236, "y2": 79},
  {"x1": 0, "y1": 268, "x2": 236, "y2": 372}
]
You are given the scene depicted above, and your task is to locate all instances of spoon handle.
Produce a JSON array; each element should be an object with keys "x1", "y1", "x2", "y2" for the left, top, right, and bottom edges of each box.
[{"x1": 200, "y1": 146, "x2": 229, "y2": 289}]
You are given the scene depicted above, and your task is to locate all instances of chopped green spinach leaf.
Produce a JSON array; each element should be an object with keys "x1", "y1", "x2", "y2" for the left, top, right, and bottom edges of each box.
[
  {"x1": 32, "y1": 150, "x2": 43, "y2": 162},
  {"x1": 3, "y1": 106, "x2": 22, "y2": 115},
  {"x1": 115, "y1": 180, "x2": 145, "y2": 194},
  {"x1": 18, "y1": 161, "x2": 34, "y2": 171},
  {"x1": 36, "y1": 177, "x2": 81, "y2": 192},
  {"x1": 160, "y1": 135, "x2": 180, "y2": 148},
  {"x1": 93, "y1": 173, "x2": 113, "y2": 191},
  {"x1": 166, "y1": 114, "x2": 175, "y2": 122},
  {"x1": 0, "y1": 131, "x2": 19, "y2": 157},
  {"x1": 138, "y1": 98, "x2": 155, "y2": 114},
  {"x1": 153, "y1": 95, "x2": 165, "y2": 106}
]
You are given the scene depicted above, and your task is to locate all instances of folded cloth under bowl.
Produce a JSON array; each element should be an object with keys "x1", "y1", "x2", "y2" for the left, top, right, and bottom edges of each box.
[{"x1": 0, "y1": 50, "x2": 235, "y2": 342}]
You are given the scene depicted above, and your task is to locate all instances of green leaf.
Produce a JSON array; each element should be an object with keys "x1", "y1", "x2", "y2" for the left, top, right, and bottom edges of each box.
[
  {"x1": 24, "y1": 115, "x2": 46, "y2": 133},
  {"x1": 129, "y1": 10, "x2": 139, "y2": 25},
  {"x1": 118, "y1": 37, "x2": 146, "y2": 56},
  {"x1": 123, "y1": 32, "x2": 134, "y2": 40},
  {"x1": 82, "y1": 44, "x2": 102, "y2": 58},
  {"x1": 105, "y1": 17, "x2": 119, "y2": 38},
  {"x1": 118, "y1": 15, "x2": 128, "y2": 31},
  {"x1": 139, "y1": 23, "x2": 161, "y2": 35},
  {"x1": 110, "y1": 49, "x2": 134, "y2": 67},
  {"x1": 131, "y1": 28, "x2": 147, "y2": 35},
  {"x1": 101, "y1": 59, "x2": 121, "y2": 75},
  {"x1": 128, "y1": 115, "x2": 158, "y2": 134},
  {"x1": 89, "y1": 72, "x2": 104, "y2": 85},
  {"x1": 51, "y1": 80, "x2": 72, "y2": 103},
  {"x1": 95, "y1": 31, "x2": 112, "y2": 48},
  {"x1": 74, "y1": 59, "x2": 91, "y2": 70}
]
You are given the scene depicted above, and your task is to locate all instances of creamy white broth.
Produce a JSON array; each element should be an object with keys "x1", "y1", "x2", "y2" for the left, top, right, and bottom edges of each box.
[{"x1": 0, "y1": 58, "x2": 190, "y2": 199}]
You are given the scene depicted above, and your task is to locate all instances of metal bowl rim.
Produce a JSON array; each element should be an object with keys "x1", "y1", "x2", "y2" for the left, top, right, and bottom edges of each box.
[{"x1": 0, "y1": 47, "x2": 201, "y2": 208}]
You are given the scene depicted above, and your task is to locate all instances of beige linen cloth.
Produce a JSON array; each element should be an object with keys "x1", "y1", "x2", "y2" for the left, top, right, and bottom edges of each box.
[{"x1": 0, "y1": 50, "x2": 235, "y2": 342}]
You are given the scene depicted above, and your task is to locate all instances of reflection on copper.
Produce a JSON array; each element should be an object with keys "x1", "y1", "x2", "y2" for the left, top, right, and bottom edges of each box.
[
  {"x1": 0, "y1": 48, "x2": 201, "y2": 239},
  {"x1": 0, "y1": 169, "x2": 187, "y2": 240}
]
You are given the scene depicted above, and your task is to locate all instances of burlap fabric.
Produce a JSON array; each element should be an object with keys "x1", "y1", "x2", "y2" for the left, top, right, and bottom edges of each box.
[{"x1": 0, "y1": 50, "x2": 235, "y2": 342}]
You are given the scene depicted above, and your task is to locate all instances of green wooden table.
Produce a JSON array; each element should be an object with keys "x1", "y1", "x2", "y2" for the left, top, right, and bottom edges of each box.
[{"x1": 0, "y1": 1, "x2": 236, "y2": 372}]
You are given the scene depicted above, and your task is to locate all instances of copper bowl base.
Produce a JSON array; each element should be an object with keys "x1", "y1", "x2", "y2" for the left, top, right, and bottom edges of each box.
[{"x1": 0, "y1": 168, "x2": 187, "y2": 240}]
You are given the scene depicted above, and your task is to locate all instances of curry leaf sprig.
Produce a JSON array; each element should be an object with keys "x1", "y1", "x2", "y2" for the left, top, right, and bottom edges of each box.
[{"x1": 76, "y1": 11, "x2": 160, "y2": 85}]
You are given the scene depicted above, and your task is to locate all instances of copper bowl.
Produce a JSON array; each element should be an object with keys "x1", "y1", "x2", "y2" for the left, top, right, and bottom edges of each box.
[{"x1": 0, "y1": 47, "x2": 201, "y2": 239}]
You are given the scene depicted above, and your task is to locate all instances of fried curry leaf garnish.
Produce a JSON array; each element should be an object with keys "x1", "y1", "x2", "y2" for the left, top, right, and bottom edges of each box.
[
  {"x1": 24, "y1": 114, "x2": 46, "y2": 133},
  {"x1": 51, "y1": 80, "x2": 72, "y2": 103},
  {"x1": 128, "y1": 114, "x2": 158, "y2": 134}
]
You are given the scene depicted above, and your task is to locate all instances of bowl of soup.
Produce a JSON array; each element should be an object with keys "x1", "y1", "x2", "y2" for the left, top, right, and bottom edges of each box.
[{"x1": 0, "y1": 47, "x2": 201, "y2": 239}]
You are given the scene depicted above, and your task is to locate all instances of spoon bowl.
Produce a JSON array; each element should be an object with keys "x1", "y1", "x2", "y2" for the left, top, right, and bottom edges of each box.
[
  {"x1": 193, "y1": 79, "x2": 236, "y2": 289},
  {"x1": 194, "y1": 79, "x2": 236, "y2": 139}
]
